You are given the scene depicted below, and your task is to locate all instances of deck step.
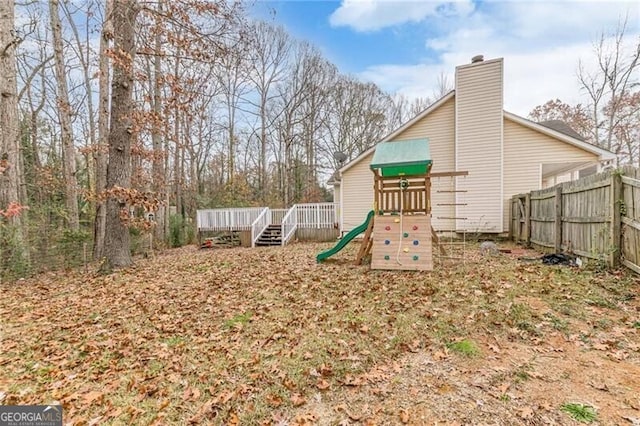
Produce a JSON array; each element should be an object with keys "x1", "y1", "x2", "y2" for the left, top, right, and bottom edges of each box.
[{"x1": 255, "y1": 225, "x2": 283, "y2": 247}]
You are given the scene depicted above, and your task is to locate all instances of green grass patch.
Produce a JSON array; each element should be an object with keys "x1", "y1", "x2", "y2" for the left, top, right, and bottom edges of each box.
[
  {"x1": 163, "y1": 336, "x2": 186, "y2": 347},
  {"x1": 447, "y1": 339, "x2": 480, "y2": 357},
  {"x1": 223, "y1": 311, "x2": 253, "y2": 329},
  {"x1": 561, "y1": 403, "x2": 597, "y2": 423}
]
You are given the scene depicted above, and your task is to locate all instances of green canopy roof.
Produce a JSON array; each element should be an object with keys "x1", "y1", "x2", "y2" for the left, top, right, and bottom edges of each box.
[{"x1": 370, "y1": 138, "x2": 432, "y2": 177}]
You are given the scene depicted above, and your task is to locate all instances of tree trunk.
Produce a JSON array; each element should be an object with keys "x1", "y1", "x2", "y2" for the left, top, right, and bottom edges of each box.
[
  {"x1": 0, "y1": 0, "x2": 27, "y2": 255},
  {"x1": 93, "y1": 0, "x2": 113, "y2": 260},
  {"x1": 63, "y1": 0, "x2": 99, "y2": 228},
  {"x1": 50, "y1": 0, "x2": 80, "y2": 231},
  {"x1": 101, "y1": 0, "x2": 139, "y2": 272},
  {"x1": 260, "y1": 97, "x2": 267, "y2": 203},
  {"x1": 151, "y1": 0, "x2": 166, "y2": 246}
]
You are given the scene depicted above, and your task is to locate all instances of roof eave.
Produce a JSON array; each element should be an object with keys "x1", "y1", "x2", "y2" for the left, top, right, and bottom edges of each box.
[{"x1": 503, "y1": 111, "x2": 617, "y2": 160}]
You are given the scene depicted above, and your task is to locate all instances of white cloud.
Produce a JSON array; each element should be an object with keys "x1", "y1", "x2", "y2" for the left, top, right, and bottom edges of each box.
[
  {"x1": 329, "y1": 0, "x2": 474, "y2": 32},
  {"x1": 355, "y1": 1, "x2": 640, "y2": 117}
]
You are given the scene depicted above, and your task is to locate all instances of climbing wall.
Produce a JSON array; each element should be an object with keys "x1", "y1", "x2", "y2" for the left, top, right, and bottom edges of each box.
[{"x1": 371, "y1": 215, "x2": 433, "y2": 271}]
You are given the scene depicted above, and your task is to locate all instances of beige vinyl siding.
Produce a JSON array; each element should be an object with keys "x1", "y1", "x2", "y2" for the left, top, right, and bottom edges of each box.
[
  {"x1": 455, "y1": 59, "x2": 503, "y2": 232},
  {"x1": 503, "y1": 118, "x2": 599, "y2": 231},
  {"x1": 393, "y1": 97, "x2": 456, "y2": 231},
  {"x1": 333, "y1": 183, "x2": 342, "y2": 230},
  {"x1": 341, "y1": 151, "x2": 375, "y2": 233}
]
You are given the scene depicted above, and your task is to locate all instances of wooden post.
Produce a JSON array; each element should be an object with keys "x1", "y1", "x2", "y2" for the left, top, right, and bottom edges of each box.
[
  {"x1": 554, "y1": 186, "x2": 563, "y2": 252},
  {"x1": 374, "y1": 172, "x2": 380, "y2": 213},
  {"x1": 512, "y1": 196, "x2": 519, "y2": 243},
  {"x1": 610, "y1": 173, "x2": 622, "y2": 268},
  {"x1": 355, "y1": 216, "x2": 375, "y2": 265},
  {"x1": 524, "y1": 193, "x2": 531, "y2": 246}
]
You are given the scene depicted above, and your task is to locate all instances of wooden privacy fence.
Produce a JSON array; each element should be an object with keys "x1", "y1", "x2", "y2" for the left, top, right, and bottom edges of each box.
[{"x1": 510, "y1": 166, "x2": 640, "y2": 273}]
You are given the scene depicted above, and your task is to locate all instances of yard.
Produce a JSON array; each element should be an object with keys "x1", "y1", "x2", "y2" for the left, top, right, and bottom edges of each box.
[{"x1": 1, "y1": 241, "x2": 639, "y2": 425}]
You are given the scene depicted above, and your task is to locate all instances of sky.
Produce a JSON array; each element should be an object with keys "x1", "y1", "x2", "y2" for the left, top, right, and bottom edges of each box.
[{"x1": 251, "y1": 0, "x2": 640, "y2": 117}]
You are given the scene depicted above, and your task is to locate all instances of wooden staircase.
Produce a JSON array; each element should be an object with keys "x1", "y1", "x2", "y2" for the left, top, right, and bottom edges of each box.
[{"x1": 255, "y1": 225, "x2": 282, "y2": 246}]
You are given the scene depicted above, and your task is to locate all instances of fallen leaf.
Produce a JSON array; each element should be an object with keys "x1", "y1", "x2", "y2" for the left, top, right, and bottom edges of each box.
[
  {"x1": 290, "y1": 393, "x2": 306, "y2": 407},
  {"x1": 518, "y1": 406, "x2": 535, "y2": 419},
  {"x1": 228, "y1": 411, "x2": 240, "y2": 426},
  {"x1": 590, "y1": 381, "x2": 609, "y2": 392},
  {"x1": 622, "y1": 415, "x2": 640, "y2": 425},
  {"x1": 266, "y1": 393, "x2": 283, "y2": 407},
  {"x1": 625, "y1": 398, "x2": 640, "y2": 410},
  {"x1": 399, "y1": 408, "x2": 410, "y2": 424},
  {"x1": 592, "y1": 343, "x2": 609, "y2": 351},
  {"x1": 83, "y1": 391, "x2": 104, "y2": 404},
  {"x1": 86, "y1": 414, "x2": 104, "y2": 426},
  {"x1": 291, "y1": 413, "x2": 317, "y2": 426},
  {"x1": 316, "y1": 379, "x2": 330, "y2": 390},
  {"x1": 342, "y1": 375, "x2": 364, "y2": 387}
]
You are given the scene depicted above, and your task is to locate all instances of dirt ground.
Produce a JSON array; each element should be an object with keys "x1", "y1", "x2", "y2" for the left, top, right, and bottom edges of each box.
[{"x1": 1, "y1": 241, "x2": 638, "y2": 425}]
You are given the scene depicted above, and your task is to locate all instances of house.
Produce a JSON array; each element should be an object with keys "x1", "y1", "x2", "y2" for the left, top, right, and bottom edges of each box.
[{"x1": 331, "y1": 56, "x2": 616, "y2": 235}]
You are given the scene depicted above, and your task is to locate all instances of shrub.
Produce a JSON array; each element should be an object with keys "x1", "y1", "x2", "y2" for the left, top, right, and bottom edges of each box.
[
  {"x1": 169, "y1": 214, "x2": 185, "y2": 248},
  {"x1": 0, "y1": 222, "x2": 30, "y2": 281}
]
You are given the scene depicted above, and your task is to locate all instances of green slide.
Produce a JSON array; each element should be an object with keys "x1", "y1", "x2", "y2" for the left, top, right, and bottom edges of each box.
[{"x1": 316, "y1": 210, "x2": 375, "y2": 263}]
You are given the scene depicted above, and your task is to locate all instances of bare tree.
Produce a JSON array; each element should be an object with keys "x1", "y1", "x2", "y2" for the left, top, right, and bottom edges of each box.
[
  {"x1": 247, "y1": 21, "x2": 290, "y2": 203},
  {"x1": 150, "y1": 0, "x2": 167, "y2": 244},
  {"x1": 577, "y1": 17, "x2": 640, "y2": 152},
  {"x1": 433, "y1": 70, "x2": 453, "y2": 99},
  {"x1": 217, "y1": 40, "x2": 250, "y2": 183},
  {"x1": 49, "y1": 0, "x2": 80, "y2": 231},
  {"x1": 93, "y1": 0, "x2": 113, "y2": 259}
]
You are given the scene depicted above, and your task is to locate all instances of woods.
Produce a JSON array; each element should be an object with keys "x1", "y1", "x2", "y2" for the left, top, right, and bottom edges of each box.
[
  {"x1": 0, "y1": 1, "x2": 638, "y2": 278},
  {"x1": 1, "y1": 1, "x2": 434, "y2": 278}
]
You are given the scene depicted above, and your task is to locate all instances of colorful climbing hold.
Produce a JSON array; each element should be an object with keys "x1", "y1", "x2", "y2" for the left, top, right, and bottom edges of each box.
[
  {"x1": 384, "y1": 240, "x2": 390, "y2": 245},
  {"x1": 394, "y1": 218, "x2": 400, "y2": 223},
  {"x1": 413, "y1": 240, "x2": 419, "y2": 246},
  {"x1": 413, "y1": 255, "x2": 419, "y2": 261},
  {"x1": 403, "y1": 247, "x2": 409, "y2": 253},
  {"x1": 403, "y1": 232, "x2": 409, "y2": 238},
  {"x1": 384, "y1": 255, "x2": 390, "y2": 260},
  {"x1": 385, "y1": 226, "x2": 391, "y2": 231},
  {"x1": 412, "y1": 225, "x2": 418, "y2": 230}
]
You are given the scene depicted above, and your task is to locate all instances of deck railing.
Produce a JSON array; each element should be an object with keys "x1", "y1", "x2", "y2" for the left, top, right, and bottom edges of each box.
[
  {"x1": 197, "y1": 207, "x2": 264, "y2": 231},
  {"x1": 296, "y1": 203, "x2": 339, "y2": 229},
  {"x1": 270, "y1": 209, "x2": 288, "y2": 224},
  {"x1": 251, "y1": 208, "x2": 271, "y2": 248},
  {"x1": 197, "y1": 203, "x2": 339, "y2": 246},
  {"x1": 281, "y1": 206, "x2": 298, "y2": 246}
]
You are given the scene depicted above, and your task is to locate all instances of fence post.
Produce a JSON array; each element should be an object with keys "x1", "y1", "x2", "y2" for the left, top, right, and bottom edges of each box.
[
  {"x1": 554, "y1": 186, "x2": 563, "y2": 252},
  {"x1": 512, "y1": 196, "x2": 519, "y2": 242},
  {"x1": 610, "y1": 172, "x2": 622, "y2": 268},
  {"x1": 524, "y1": 193, "x2": 531, "y2": 246}
]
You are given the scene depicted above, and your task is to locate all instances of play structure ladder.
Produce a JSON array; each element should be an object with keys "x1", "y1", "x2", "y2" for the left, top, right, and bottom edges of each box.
[{"x1": 433, "y1": 174, "x2": 468, "y2": 263}]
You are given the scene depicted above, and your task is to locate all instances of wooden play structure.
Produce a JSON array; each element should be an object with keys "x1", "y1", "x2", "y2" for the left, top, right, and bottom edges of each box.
[{"x1": 355, "y1": 138, "x2": 467, "y2": 271}]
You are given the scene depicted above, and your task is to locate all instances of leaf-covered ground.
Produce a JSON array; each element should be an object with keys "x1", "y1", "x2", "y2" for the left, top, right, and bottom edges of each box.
[{"x1": 1, "y1": 242, "x2": 639, "y2": 425}]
